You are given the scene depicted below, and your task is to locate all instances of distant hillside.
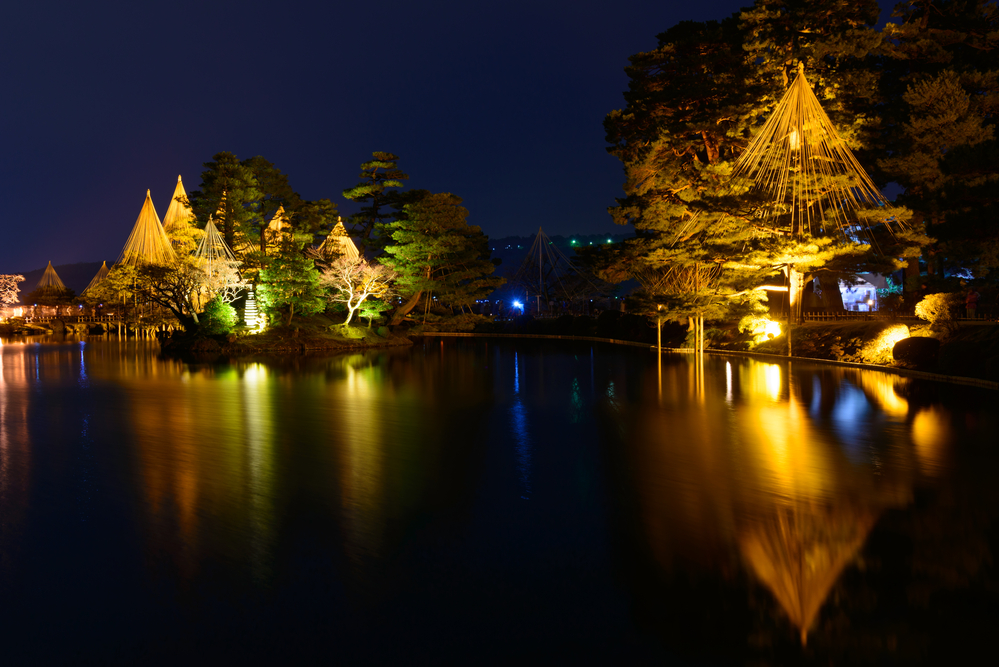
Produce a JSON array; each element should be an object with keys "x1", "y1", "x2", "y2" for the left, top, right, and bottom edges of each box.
[{"x1": 15, "y1": 261, "x2": 105, "y2": 302}]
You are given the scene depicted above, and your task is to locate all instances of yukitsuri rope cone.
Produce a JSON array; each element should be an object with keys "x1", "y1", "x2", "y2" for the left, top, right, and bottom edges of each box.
[
  {"x1": 666, "y1": 63, "x2": 909, "y2": 355},
  {"x1": 190, "y1": 218, "x2": 243, "y2": 309},
  {"x1": 740, "y1": 502, "x2": 878, "y2": 646},
  {"x1": 672, "y1": 63, "x2": 904, "y2": 246},
  {"x1": 162, "y1": 175, "x2": 197, "y2": 234},
  {"x1": 729, "y1": 62, "x2": 901, "y2": 242},
  {"x1": 195, "y1": 218, "x2": 238, "y2": 275},
  {"x1": 36, "y1": 261, "x2": 66, "y2": 289},
  {"x1": 317, "y1": 217, "x2": 360, "y2": 261},
  {"x1": 82, "y1": 261, "x2": 110, "y2": 295},
  {"x1": 263, "y1": 205, "x2": 294, "y2": 256},
  {"x1": 514, "y1": 226, "x2": 600, "y2": 311},
  {"x1": 118, "y1": 190, "x2": 177, "y2": 265}
]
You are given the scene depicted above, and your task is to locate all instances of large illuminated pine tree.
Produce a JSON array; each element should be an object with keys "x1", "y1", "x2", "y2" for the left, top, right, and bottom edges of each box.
[
  {"x1": 606, "y1": 0, "x2": 926, "y2": 336},
  {"x1": 716, "y1": 63, "x2": 923, "y2": 344},
  {"x1": 605, "y1": 17, "x2": 768, "y2": 326}
]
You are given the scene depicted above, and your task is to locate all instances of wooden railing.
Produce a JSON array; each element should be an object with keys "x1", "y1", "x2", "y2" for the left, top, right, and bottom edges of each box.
[
  {"x1": 802, "y1": 311, "x2": 919, "y2": 322},
  {"x1": 25, "y1": 314, "x2": 119, "y2": 323},
  {"x1": 802, "y1": 310, "x2": 995, "y2": 324}
]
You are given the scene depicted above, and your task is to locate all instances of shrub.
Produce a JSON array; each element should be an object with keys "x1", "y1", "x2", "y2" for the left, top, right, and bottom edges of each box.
[
  {"x1": 860, "y1": 323, "x2": 910, "y2": 364},
  {"x1": 914, "y1": 293, "x2": 961, "y2": 333},
  {"x1": 738, "y1": 313, "x2": 782, "y2": 346},
  {"x1": 200, "y1": 296, "x2": 237, "y2": 336}
]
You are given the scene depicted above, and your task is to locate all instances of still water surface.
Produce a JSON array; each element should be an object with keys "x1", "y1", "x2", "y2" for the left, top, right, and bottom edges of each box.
[{"x1": 0, "y1": 337, "x2": 996, "y2": 664}]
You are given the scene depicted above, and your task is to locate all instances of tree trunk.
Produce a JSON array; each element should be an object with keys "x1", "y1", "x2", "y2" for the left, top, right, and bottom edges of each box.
[
  {"x1": 817, "y1": 275, "x2": 846, "y2": 312},
  {"x1": 389, "y1": 290, "x2": 423, "y2": 326},
  {"x1": 788, "y1": 266, "x2": 805, "y2": 325},
  {"x1": 786, "y1": 265, "x2": 806, "y2": 357}
]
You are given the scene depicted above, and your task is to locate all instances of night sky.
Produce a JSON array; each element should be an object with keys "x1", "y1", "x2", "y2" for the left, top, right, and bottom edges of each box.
[{"x1": 1, "y1": 1, "x2": 897, "y2": 274}]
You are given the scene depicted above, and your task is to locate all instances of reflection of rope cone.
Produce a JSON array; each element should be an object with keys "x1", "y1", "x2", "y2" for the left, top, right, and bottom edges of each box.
[{"x1": 740, "y1": 503, "x2": 877, "y2": 645}]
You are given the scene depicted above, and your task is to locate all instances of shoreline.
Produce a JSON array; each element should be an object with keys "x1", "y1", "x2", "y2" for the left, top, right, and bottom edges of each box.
[
  {"x1": 6, "y1": 319, "x2": 997, "y2": 390},
  {"x1": 413, "y1": 330, "x2": 999, "y2": 391}
]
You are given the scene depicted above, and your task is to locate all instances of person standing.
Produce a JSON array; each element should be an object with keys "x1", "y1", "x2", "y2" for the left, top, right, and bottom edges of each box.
[{"x1": 966, "y1": 287, "x2": 981, "y2": 319}]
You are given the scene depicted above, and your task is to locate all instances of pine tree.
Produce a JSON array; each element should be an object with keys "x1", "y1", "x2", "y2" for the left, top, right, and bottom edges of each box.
[
  {"x1": 342, "y1": 152, "x2": 409, "y2": 252},
  {"x1": 186, "y1": 152, "x2": 262, "y2": 251},
  {"x1": 606, "y1": 0, "x2": 925, "y2": 337},
  {"x1": 878, "y1": 0, "x2": 999, "y2": 279},
  {"x1": 380, "y1": 192, "x2": 502, "y2": 325},
  {"x1": 604, "y1": 17, "x2": 768, "y2": 324},
  {"x1": 257, "y1": 244, "x2": 325, "y2": 328}
]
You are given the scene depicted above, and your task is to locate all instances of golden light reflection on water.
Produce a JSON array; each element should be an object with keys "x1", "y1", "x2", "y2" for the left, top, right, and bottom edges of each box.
[
  {"x1": 741, "y1": 360, "x2": 783, "y2": 402},
  {"x1": 625, "y1": 355, "x2": 957, "y2": 643},
  {"x1": 117, "y1": 358, "x2": 277, "y2": 582},
  {"x1": 743, "y1": 393, "x2": 835, "y2": 501},
  {"x1": 856, "y1": 372, "x2": 909, "y2": 417},
  {"x1": 0, "y1": 344, "x2": 32, "y2": 567},
  {"x1": 338, "y1": 360, "x2": 387, "y2": 571},
  {"x1": 0, "y1": 338, "x2": 977, "y2": 646},
  {"x1": 912, "y1": 406, "x2": 952, "y2": 477}
]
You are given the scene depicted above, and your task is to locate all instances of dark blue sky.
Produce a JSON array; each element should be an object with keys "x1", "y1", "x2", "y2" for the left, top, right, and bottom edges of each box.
[{"x1": 0, "y1": 0, "x2": 897, "y2": 274}]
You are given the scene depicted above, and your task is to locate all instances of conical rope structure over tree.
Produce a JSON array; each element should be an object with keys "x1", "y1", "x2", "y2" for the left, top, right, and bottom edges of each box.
[
  {"x1": 117, "y1": 189, "x2": 177, "y2": 266},
  {"x1": 194, "y1": 217, "x2": 244, "y2": 304}
]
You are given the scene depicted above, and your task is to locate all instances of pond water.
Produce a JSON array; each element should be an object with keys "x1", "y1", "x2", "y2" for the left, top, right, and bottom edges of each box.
[{"x1": 0, "y1": 336, "x2": 997, "y2": 665}]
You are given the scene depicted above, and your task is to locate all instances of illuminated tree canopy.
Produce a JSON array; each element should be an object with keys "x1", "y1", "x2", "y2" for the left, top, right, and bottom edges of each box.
[
  {"x1": 381, "y1": 192, "x2": 503, "y2": 325},
  {"x1": 605, "y1": 0, "x2": 938, "y2": 325},
  {"x1": 321, "y1": 256, "x2": 396, "y2": 326},
  {"x1": 256, "y1": 241, "x2": 325, "y2": 327},
  {"x1": 0, "y1": 274, "x2": 25, "y2": 307}
]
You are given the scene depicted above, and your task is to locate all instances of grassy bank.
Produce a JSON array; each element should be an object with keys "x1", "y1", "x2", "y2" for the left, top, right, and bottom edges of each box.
[{"x1": 161, "y1": 314, "x2": 413, "y2": 357}]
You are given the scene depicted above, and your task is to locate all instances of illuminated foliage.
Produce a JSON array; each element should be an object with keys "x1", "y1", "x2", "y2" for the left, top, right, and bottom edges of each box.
[
  {"x1": 186, "y1": 151, "x2": 262, "y2": 252},
  {"x1": 86, "y1": 264, "x2": 137, "y2": 310},
  {"x1": 256, "y1": 244, "x2": 325, "y2": 327},
  {"x1": 87, "y1": 258, "x2": 204, "y2": 331},
  {"x1": 199, "y1": 296, "x2": 238, "y2": 335},
  {"x1": 606, "y1": 0, "x2": 927, "y2": 328},
  {"x1": 739, "y1": 312, "x2": 782, "y2": 346},
  {"x1": 859, "y1": 323, "x2": 910, "y2": 364},
  {"x1": 342, "y1": 151, "x2": 409, "y2": 251},
  {"x1": 186, "y1": 153, "x2": 339, "y2": 283},
  {"x1": 915, "y1": 292, "x2": 962, "y2": 331},
  {"x1": 133, "y1": 260, "x2": 208, "y2": 331},
  {"x1": 357, "y1": 298, "x2": 392, "y2": 328},
  {"x1": 380, "y1": 192, "x2": 503, "y2": 325},
  {"x1": 193, "y1": 219, "x2": 244, "y2": 304},
  {"x1": 320, "y1": 256, "x2": 397, "y2": 326},
  {"x1": 0, "y1": 274, "x2": 25, "y2": 307},
  {"x1": 604, "y1": 16, "x2": 767, "y2": 321}
]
